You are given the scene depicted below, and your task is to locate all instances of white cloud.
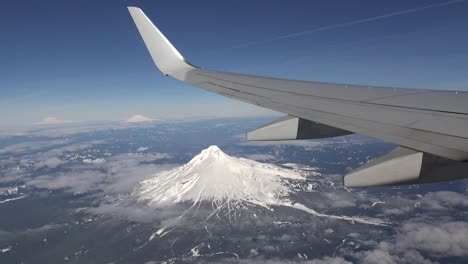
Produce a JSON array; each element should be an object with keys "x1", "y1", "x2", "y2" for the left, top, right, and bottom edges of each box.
[
  {"x1": 0, "y1": 140, "x2": 106, "y2": 174},
  {"x1": 421, "y1": 191, "x2": 468, "y2": 210},
  {"x1": 377, "y1": 191, "x2": 468, "y2": 216},
  {"x1": 125, "y1": 114, "x2": 157, "y2": 123},
  {"x1": 307, "y1": 257, "x2": 352, "y2": 264},
  {"x1": 82, "y1": 158, "x2": 106, "y2": 165},
  {"x1": 137, "y1": 147, "x2": 149, "y2": 152},
  {"x1": 351, "y1": 220, "x2": 468, "y2": 264},
  {"x1": 4, "y1": 127, "x2": 466, "y2": 263},
  {"x1": 243, "y1": 153, "x2": 276, "y2": 161},
  {"x1": 34, "y1": 157, "x2": 66, "y2": 169},
  {"x1": 0, "y1": 139, "x2": 68, "y2": 155},
  {"x1": 26, "y1": 171, "x2": 105, "y2": 194},
  {"x1": 214, "y1": 258, "x2": 352, "y2": 264},
  {"x1": 25, "y1": 152, "x2": 174, "y2": 195},
  {"x1": 35, "y1": 117, "x2": 68, "y2": 125},
  {"x1": 361, "y1": 244, "x2": 436, "y2": 264},
  {"x1": 397, "y1": 221, "x2": 468, "y2": 257}
]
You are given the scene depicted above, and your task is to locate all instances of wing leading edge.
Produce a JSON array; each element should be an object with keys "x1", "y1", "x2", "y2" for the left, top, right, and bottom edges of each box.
[{"x1": 127, "y1": 7, "x2": 468, "y2": 186}]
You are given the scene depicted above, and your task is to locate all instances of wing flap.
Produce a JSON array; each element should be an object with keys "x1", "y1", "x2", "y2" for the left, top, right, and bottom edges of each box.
[
  {"x1": 344, "y1": 147, "x2": 423, "y2": 187},
  {"x1": 247, "y1": 115, "x2": 352, "y2": 141},
  {"x1": 344, "y1": 146, "x2": 468, "y2": 187}
]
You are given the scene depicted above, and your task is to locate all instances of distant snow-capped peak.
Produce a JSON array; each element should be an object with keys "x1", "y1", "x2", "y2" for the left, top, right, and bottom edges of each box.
[
  {"x1": 125, "y1": 114, "x2": 157, "y2": 123},
  {"x1": 136, "y1": 145, "x2": 304, "y2": 207}
]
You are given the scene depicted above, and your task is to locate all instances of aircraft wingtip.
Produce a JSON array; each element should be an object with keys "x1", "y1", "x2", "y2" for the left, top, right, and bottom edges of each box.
[
  {"x1": 127, "y1": 6, "x2": 196, "y2": 78},
  {"x1": 127, "y1": 6, "x2": 141, "y2": 12}
]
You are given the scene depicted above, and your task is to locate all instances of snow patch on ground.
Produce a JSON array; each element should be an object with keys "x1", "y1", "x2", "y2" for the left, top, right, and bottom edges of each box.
[
  {"x1": 0, "y1": 185, "x2": 26, "y2": 196},
  {"x1": 137, "y1": 147, "x2": 149, "y2": 152},
  {"x1": 191, "y1": 243, "x2": 203, "y2": 257},
  {"x1": 1, "y1": 246, "x2": 12, "y2": 253},
  {"x1": 82, "y1": 158, "x2": 106, "y2": 165},
  {"x1": 282, "y1": 163, "x2": 320, "y2": 172},
  {"x1": 0, "y1": 195, "x2": 28, "y2": 204},
  {"x1": 371, "y1": 201, "x2": 386, "y2": 207}
]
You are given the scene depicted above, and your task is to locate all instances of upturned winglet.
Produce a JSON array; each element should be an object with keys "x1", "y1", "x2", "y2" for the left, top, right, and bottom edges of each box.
[{"x1": 127, "y1": 7, "x2": 196, "y2": 79}]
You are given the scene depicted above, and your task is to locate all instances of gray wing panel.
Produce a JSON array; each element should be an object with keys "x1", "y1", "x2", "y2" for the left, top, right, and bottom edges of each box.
[
  {"x1": 183, "y1": 69, "x2": 468, "y2": 161},
  {"x1": 191, "y1": 70, "x2": 468, "y2": 114}
]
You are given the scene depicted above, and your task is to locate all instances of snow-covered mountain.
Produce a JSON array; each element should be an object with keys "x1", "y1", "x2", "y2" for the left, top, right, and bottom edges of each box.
[
  {"x1": 135, "y1": 146, "x2": 388, "y2": 226},
  {"x1": 137, "y1": 145, "x2": 304, "y2": 207}
]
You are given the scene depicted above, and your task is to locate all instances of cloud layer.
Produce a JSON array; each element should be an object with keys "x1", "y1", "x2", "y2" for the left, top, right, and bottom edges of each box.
[
  {"x1": 1, "y1": 120, "x2": 467, "y2": 263},
  {"x1": 35, "y1": 117, "x2": 68, "y2": 125}
]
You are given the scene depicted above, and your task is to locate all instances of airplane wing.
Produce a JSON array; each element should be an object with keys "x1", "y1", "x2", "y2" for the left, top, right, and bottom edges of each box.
[{"x1": 127, "y1": 7, "x2": 468, "y2": 187}]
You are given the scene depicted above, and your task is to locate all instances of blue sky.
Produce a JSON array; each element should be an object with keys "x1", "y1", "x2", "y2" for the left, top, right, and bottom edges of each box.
[{"x1": 1, "y1": 0, "x2": 467, "y2": 128}]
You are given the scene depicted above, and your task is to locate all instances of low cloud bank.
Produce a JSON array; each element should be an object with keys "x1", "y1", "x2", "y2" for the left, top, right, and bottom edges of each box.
[{"x1": 35, "y1": 117, "x2": 69, "y2": 125}]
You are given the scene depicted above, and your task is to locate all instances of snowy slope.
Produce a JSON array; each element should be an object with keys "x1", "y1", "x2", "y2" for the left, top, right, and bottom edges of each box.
[
  {"x1": 137, "y1": 145, "x2": 304, "y2": 206},
  {"x1": 135, "y1": 146, "x2": 388, "y2": 226}
]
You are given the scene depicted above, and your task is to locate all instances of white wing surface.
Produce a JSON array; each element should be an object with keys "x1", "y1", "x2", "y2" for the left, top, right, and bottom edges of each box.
[{"x1": 128, "y1": 7, "x2": 468, "y2": 186}]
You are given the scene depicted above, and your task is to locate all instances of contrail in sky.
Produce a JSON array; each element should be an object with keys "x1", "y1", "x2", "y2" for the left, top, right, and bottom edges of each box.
[{"x1": 226, "y1": 0, "x2": 465, "y2": 50}]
